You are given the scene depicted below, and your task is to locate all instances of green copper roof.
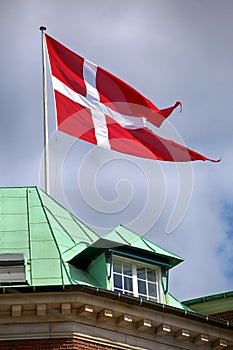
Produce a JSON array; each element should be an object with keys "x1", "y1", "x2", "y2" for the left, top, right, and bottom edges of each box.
[
  {"x1": 183, "y1": 291, "x2": 233, "y2": 314},
  {"x1": 0, "y1": 186, "x2": 185, "y2": 310},
  {"x1": 103, "y1": 225, "x2": 184, "y2": 268},
  {"x1": 70, "y1": 225, "x2": 183, "y2": 270},
  {"x1": 166, "y1": 293, "x2": 192, "y2": 311},
  {"x1": 0, "y1": 186, "x2": 99, "y2": 287}
]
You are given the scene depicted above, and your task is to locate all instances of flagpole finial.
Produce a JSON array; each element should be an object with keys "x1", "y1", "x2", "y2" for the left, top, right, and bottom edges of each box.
[{"x1": 40, "y1": 26, "x2": 46, "y2": 32}]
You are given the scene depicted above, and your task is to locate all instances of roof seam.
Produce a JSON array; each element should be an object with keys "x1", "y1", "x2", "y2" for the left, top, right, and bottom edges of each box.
[
  {"x1": 26, "y1": 188, "x2": 33, "y2": 285},
  {"x1": 62, "y1": 241, "x2": 90, "y2": 256},
  {"x1": 140, "y1": 237, "x2": 156, "y2": 252},
  {"x1": 114, "y1": 229, "x2": 131, "y2": 245},
  {"x1": 38, "y1": 188, "x2": 99, "y2": 245},
  {"x1": 0, "y1": 196, "x2": 26, "y2": 199},
  {"x1": 1, "y1": 213, "x2": 28, "y2": 215},
  {"x1": 36, "y1": 188, "x2": 71, "y2": 286},
  {"x1": 71, "y1": 214, "x2": 98, "y2": 243},
  {"x1": 142, "y1": 237, "x2": 184, "y2": 261},
  {"x1": 43, "y1": 205, "x2": 76, "y2": 244},
  {"x1": 38, "y1": 188, "x2": 98, "y2": 239},
  {"x1": 0, "y1": 230, "x2": 31, "y2": 233}
]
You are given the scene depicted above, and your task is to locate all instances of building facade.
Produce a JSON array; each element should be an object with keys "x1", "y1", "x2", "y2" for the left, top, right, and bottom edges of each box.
[{"x1": 0, "y1": 187, "x2": 232, "y2": 349}]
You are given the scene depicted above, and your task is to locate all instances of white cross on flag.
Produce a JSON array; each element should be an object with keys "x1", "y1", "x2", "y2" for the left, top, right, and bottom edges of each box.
[{"x1": 45, "y1": 34, "x2": 218, "y2": 162}]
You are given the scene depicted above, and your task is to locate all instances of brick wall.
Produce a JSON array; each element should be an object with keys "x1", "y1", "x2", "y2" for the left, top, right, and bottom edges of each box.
[
  {"x1": 0, "y1": 338, "x2": 121, "y2": 350},
  {"x1": 211, "y1": 311, "x2": 233, "y2": 323}
]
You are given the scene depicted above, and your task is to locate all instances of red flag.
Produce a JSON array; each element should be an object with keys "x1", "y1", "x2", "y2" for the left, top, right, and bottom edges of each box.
[{"x1": 45, "y1": 34, "x2": 219, "y2": 162}]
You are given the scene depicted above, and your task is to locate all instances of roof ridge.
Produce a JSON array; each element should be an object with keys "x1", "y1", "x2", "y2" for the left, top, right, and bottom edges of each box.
[
  {"x1": 38, "y1": 188, "x2": 99, "y2": 239},
  {"x1": 70, "y1": 214, "x2": 99, "y2": 242},
  {"x1": 113, "y1": 228, "x2": 133, "y2": 245},
  {"x1": 141, "y1": 237, "x2": 184, "y2": 261},
  {"x1": 42, "y1": 205, "x2": 76, "y2": 244}
]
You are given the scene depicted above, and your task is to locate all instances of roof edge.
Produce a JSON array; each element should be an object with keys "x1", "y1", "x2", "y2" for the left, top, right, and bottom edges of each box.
[
  {"x1": 37, "y1": 187, "x2": 100, "y2": 240},
  {"x1": 0, "y1": 284, "x2": 232, "y2": 330},
  {"x1": 184, "y1": 290, "x2": 233, "y2": 306},
  {"x1": 105, "y1": 225, "x2": 184, "y2": 267}
]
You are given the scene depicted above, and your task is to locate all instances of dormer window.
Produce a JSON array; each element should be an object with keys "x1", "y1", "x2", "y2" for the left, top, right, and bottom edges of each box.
[
  {"x1": 112, "y1": 256, "x2": 162, "y2": 303},
  {"x1": 0, "y1": 253, "x2": 26, "y2": 285}
]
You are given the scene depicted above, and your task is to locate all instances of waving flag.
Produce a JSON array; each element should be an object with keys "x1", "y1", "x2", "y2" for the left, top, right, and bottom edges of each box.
[{"x1": 45, "y1": 34, "x2": 218, "y2": 162}]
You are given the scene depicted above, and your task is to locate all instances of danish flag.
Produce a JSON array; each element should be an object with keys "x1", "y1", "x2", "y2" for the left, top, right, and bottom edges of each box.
[{"x1": 45, "y1": 34, "x2": 218, "y2": 162}]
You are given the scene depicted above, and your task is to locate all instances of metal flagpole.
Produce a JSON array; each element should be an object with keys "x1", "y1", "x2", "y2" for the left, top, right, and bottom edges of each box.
[{"x1": 39, "y1": 26, "x2": 50, "y2": 194}]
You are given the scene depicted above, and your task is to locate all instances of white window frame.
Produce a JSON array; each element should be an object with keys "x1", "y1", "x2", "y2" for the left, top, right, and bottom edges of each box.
[{"x1": 111, "y1": 256, "x2": 163, "y2": 303}]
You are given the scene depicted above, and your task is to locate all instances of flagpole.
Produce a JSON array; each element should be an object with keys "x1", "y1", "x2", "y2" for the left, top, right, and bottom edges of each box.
[{"x1": 39, "y1": 26, "x2": 50, "y2": 195}]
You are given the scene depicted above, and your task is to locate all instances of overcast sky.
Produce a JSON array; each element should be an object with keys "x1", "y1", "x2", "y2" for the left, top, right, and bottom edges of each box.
[{"x1": 1, "y1": 0, "x2": 233, "y2": 301}]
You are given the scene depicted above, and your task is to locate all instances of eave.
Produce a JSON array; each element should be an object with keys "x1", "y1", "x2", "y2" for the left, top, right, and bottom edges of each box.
[{"x1": 0, "y1": 284, "x2": 232, "y2": 350}]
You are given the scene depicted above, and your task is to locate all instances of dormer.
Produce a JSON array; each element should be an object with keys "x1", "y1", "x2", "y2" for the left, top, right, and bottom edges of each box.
[
  {"x1": 0, "y1": 187, "x2": 185, "y2": 310},
  {"x1": 69, "y1": 225, "x2": 184, "y2": 307}
]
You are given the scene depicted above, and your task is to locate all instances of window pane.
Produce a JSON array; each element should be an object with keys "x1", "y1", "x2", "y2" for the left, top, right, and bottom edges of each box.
[
  {"x1": 123, "y1": 262, "x2": 132, "y2": 276},
  {"x1": 137, "y1": 266, "x2": 146, "y2": 280},
  {"x1": 148, "y1": 282, "x2": 157, "y2": 297},
  {"x1": 114, "y1": 274, "x2": 122, "y2": 289},
  {"x1": 113, "y1": 260, "x2": 122, "y2": 273},
  {"x1": 112, "y1": 259, "x2": 160, "y2": 303},
  {"x1": 147, "y1": 268, "x2": 156, "y2": 282},
  {"x1": 114, "y1": 288, "x2": 122, "y2": 293},
  {"x1": 138, "y1": 280, "x2": 146, "y2": 295},
  {"x1": 124, "y1": 276, "x2": 133, "y2": 291},
  {"x1": 149, "y1": 296, "x2": 157, "y2": 302},
  {"x1": 125, "y1": 291, "x2": 134, "y2": 296},
  {"x1": 138, "y1": 294, "x2": 146, "y2": 300}
]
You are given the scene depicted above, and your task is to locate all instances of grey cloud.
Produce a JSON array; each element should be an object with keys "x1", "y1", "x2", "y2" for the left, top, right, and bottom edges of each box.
[{"x1": 1, "y1": 0, "x2": 233, "y2": 300}]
